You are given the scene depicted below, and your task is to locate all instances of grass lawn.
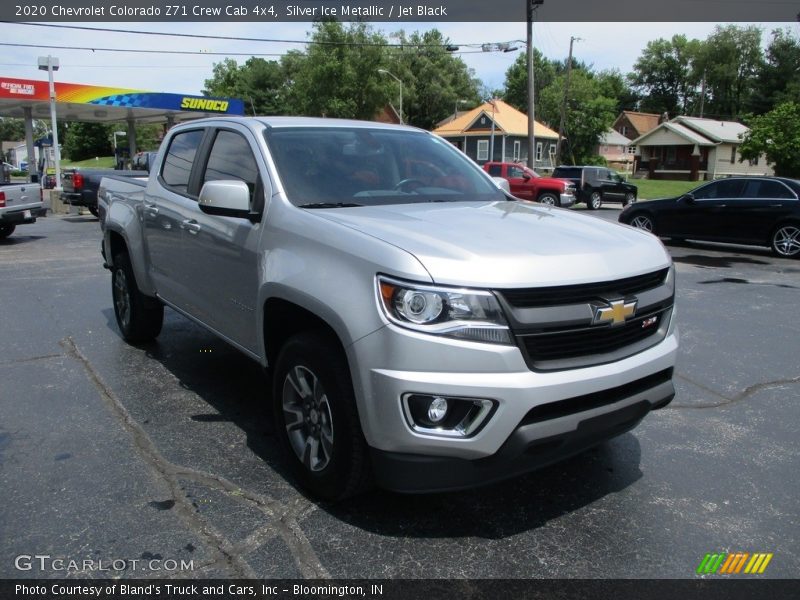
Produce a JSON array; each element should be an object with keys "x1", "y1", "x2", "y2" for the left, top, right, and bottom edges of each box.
[
  {"x1": 631, "y1": 178, "x2": 699, "y2": 201},
  {"x1": 61, "y1": 156, "x2": 116, "y2": 169}
]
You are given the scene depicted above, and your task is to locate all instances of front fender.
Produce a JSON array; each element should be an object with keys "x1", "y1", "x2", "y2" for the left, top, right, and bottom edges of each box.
[{"x1": 104, "y1": 202, "x2": 156, "y2": 297}]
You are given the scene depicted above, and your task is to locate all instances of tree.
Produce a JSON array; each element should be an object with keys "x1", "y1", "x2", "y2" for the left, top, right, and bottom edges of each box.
[
  {"x1": 204, "y1": 57, "x2": 298, "y2": 116},
  {"x1": 749, "y1": 29, "x2": 800, "y2": 115},
  {"x1": 61, "y1": 122, "x2": 112, "y2": 161},
  {"x1": 739, "y1": 102, "x2": 800, "y2": 177},
  {"x1": 0, "y1": 118, "x2": 26, "y2": 144},
  {"x1": 290, "y1": 21, "x2": 389, "y2": 120},
  {"x1": 502, "y1": 49, "x2": 557, "y2": 119},
  {"x1": 628, "y1": 34, "x2": 702, "y2": 117},
  {"x1": 694, "y1": 25, "x2": 762, "y2": 120},
  {"x1": 540, "y1": 70, "x2": 616, "y2": 164},
  {"x1": 388, "y1": 29, "x2": 481, "y2": 130},
  {"x1": 595, "y1": 70, "x2": 639, "y2": 116}
]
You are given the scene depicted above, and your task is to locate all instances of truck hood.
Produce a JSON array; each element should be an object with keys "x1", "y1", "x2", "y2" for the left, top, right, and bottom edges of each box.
[{"x1": 312, "y1": 200, "x2": 670, "y2": 288}]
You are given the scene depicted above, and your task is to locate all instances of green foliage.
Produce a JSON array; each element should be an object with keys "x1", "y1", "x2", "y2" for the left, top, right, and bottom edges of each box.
[
  {"x1": 501, "y1": 50, "x2": 556, "y2": 120},
  {"x1": 204, "y1": 56, "x2": 297, "y2": 116},
  {"x1": 61, "y1": 122, "x2": 113, "y2": 161},
  {"x1": 0, "y1": 118, "x2": 26, "y2": 144},
  {"x1": 739, "y1": 102, "x2": 800, "y2": 178},
  {"x1": 387, "y1": 29, "x2": 481, "y2": 130},
  {"x1": 749, "y1": 29, "x2": 800, "y2": 115},
  {"x1": 628, "y1": 34, "x2": 702, "y2": 117},
  {"x1": 694, "y1": 25, "x2": 763, "y2": 120},
  {"x1": 540, "y1": 70, "x2": 617, "y2": 164}
]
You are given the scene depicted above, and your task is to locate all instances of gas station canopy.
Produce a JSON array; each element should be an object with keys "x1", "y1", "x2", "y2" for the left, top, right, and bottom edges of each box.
[{"x1": 0, "y1": 76, "x2": 245, "y2": 123}]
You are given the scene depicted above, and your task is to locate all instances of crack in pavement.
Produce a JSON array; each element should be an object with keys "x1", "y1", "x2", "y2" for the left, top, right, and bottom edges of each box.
[
  {"x1": 670, "y1": 372, "x2": 800, "y2": 409},
  {"x1": 0, "y1": 353, "x2": 63, "y2": 366},
  {"x1": 61, "y1": 336, "x2": 329, "y2": 579}
]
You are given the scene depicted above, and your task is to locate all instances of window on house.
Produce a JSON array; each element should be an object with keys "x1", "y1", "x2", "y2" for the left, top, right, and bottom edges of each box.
[
  {"x1": 666, "y1": 147, "x2": 677, "y2": 162},
  {"x1": 627, "y1": 146, "x2": 636, "y2": 154},
  {"x1": 477, "y1": 140, "x2": 489, "y2": 161},
  {"x1": 536, "y1": 142, "x2": 543, "y2": 162},
  {"x1": 730, "y1": 147, "x2": 737, "y2": 164},
  {"x1": 748, "y1": 155, "x2": 759, "y2": 166},
  {"x1": 513, "y1": 141, "x2": 521, "y2": 162},
  {"x1": 621, "y1": 126, "x2": 628, "y2": 136}
]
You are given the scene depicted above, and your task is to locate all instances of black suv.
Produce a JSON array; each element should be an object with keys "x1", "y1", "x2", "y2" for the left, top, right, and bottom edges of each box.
[{"x1": 552, "y1": 166, "x2": 638, "y2": 210}]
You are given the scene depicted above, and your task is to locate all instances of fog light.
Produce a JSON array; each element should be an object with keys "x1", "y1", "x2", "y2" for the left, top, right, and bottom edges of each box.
[
  {"x1": 404, "y1": 394, "x2": 497, "y2": 438},
  {"x1": 427, "y1": 397, "x2": 448, "y2": 423}
]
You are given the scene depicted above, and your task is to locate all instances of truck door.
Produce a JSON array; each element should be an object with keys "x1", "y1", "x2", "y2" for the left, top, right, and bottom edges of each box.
[
  {"x1": 144, "y1": 128, "x2": 205, "y2": 304},
  {"x1": 506, "y1": 164, "x2": 535, "y2": 200},
  {"x1": 179, "y1": 127, "x2": 264, "y2": 354}
]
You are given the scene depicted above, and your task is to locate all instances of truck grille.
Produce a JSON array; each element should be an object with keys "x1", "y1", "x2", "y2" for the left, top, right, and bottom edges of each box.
[
  {"x1": 520, "y1": 307, "x2": 668, "y2": 363},
  {"x1": 499, "y1": 268, "x2": 669, "y2": 308},
  {"x1": 496, "y1": 267, "x2": 674, "y2": 371}
]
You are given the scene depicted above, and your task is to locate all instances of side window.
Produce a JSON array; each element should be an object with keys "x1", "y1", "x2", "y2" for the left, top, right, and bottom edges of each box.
[
  {"x1": 161, "y1": 129, "x2": 204, "y2": 195},
  {"x1": 508, "y1": 166, "x2": 526, "y2": 178},
  {"x1": 202, "y1": 130, "x2": 260, "y2": 207},
  {"x1": 487, "y1": 164, "x2": 502, "y2": 176},
  {"x1": 746, "y1": 180, "x2": 795, "y2": 200},
  {"x1": 715, "y1": 178, "x2": 745, "y2": 198}
]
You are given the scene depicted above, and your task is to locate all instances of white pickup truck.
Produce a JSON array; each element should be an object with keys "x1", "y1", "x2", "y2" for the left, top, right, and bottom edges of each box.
[
  {"x1": 0, "y1": 182, "x2": 46, "y2": 239},
  {"x1": 101, "y1": 117, "x2": 678, "y2": 499}
]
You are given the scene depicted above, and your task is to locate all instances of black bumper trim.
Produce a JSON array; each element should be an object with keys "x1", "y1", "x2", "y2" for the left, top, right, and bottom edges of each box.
[{"x1": 370, "y1": 375, "x2": 674, "y2": 494}]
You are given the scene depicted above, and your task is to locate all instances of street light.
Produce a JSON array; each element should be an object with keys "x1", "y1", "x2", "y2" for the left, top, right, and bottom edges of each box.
[
  {"x1": 37, "y1": 55, "x2": 61, "y2": 191},
  {"x1": 113, "y1": 131, "x2": 126, "y2": 151},
  {"x1": 378, "y1": 69, "x2": 403, "y2": 125}
]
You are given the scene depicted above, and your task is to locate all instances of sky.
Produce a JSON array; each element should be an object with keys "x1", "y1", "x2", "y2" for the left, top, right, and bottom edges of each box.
[{"x1": 1, "y1": 21, "x2": 797, "y2": 97}]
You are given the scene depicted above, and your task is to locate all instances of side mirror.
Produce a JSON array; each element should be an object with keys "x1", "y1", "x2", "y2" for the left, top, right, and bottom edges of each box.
[
  {"x1": 522, "y1": 173, "x2": 531, "y2": 181},
  {"x1": 492, "y1": 177, "x2": 510, "y2": 193},
  {"x1": 199, "y1": 180, "x2": 251, "y2": 217},
  {"x1": 679, "y1": 193, "x2": 695, "y2": 204}
]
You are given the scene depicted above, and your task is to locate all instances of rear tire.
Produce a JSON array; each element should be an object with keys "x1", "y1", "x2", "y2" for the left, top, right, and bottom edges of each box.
[
  {"x1": 0, "y1": 224, "x2": 16, "y2": 240},
  {"x1": 538, "y1": 192, "x2": 558, "y2": 206},
  {"x1": 771, "y1": 223, "x2": 800, "y2": 258},
  {"x1": 588, "y1": 191, "x2": 603, "y2": 210},
  {"x1": 111, "y1": 252, "x2": 163, "y2": 342},
  {"x1": 272, "y1": 331, "x2": 371, "y2": 500}
]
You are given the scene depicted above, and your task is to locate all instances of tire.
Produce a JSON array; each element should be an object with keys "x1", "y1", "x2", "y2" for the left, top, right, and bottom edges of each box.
[
  {"x1": 0, "y1": 224, "x2": 16, "y2": 240},
  {"x1": 629, "y1": 213, "x2": 655, "y2": 233},
  {"x1": 272, "y1": 331, "x2": 371, "y2": 500},
  {"x1": 538, "y1": 192, "x2": 558, "y2": 206},
  {"x1": 588, "y1": 191, "x2": 603, "y2": 210},
  {"x1": 88, "y1": 205, "x2": 99, "y2": 218},
  {"x1": 111, "y1": 252, "x2": 164, "y2": 342},
  {"x1": 771, "y1": 223, "x2": 800, "y2": 258},
  {"x1": 623, "y1": 192, "x2": 636, "y2": 207}
]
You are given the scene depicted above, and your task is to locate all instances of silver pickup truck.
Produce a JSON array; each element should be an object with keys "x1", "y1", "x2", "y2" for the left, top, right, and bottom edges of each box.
[
  {"x1": 0, "y1": 182, "x2": 46, "y2": 239},
  {"x1": 102, "y1": 117, "x2": 678, "y2": 499}
]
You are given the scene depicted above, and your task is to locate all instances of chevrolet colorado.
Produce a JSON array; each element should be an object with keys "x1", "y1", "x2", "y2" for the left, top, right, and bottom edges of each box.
[
  {"x1": 101, "y1": 117, "x2": 678, "y2": 499},
  {"x1": 0, "y1": 182, "x2": 46, "y2": 239}
]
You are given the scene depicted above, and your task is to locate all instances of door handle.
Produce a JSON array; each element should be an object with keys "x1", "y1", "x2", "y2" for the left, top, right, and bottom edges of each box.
[
  {"x1": 143, "y1": 203, "x2": 159, "y2": 216},
  {"x1": 180, "y1": 219, "x2": 201, "y2": 234},
  {"x1": 770, "y1": 204, "x2": 783, "y2": 207}
]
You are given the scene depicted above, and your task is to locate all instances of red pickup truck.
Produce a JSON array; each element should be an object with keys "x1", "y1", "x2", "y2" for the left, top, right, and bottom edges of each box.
[{"x1": 483, "y1": 162, "x2": 576, "y2": 207}]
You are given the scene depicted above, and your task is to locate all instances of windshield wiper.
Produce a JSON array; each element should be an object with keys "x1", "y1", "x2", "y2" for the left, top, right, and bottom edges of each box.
[{"x1": 298, "y1": 202, "x2": 364, "y2": 209}]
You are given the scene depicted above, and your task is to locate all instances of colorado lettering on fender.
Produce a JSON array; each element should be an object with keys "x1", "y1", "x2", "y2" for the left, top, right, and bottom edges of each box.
[
  {"x1": 180, "y1": 98, "x2": 230, "y2": 112},
  {"x1": 418, "y1": 5, "x2": 447, "y2": 15}
]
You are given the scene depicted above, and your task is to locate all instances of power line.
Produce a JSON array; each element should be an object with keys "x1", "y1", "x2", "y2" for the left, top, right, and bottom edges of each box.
[{"x1": 5, "y1": 21, "x2": 520, "y2": 50}]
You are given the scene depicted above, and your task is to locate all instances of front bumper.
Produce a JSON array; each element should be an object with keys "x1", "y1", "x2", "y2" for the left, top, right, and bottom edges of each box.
[
  {"x1": 559, "y1": 193, "x2": 576, "y2": 208},
  {"x1": 349, "y1": 315, "x2": 678, "y2": 492}
]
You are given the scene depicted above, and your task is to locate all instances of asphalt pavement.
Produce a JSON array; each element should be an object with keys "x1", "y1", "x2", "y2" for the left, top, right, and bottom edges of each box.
[{"x1": 1, "y1": 209, "x2": 798, "y2": 579}]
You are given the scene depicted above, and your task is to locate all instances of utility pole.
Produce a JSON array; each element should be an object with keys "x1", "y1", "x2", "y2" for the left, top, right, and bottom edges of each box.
[
  {"x1": 526, "y1": 0, "x2": 544, "y2": 169},
  {"x1": 555, "y1": 36, "x2": 580, "y2": 167},
  {"x1": 698, "y1": 70, "x2": 707, "y2": 118}
]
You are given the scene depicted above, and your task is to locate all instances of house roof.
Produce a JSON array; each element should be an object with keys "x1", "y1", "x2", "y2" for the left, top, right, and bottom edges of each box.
[
  {"x1": 630, "y1": 116, "x2": 751, "y2": 148},
  {"x1": 674, "y1": 116, "x2": 749, "y2": 144},
  {"x1": 435, "y1": 110, "x2": 470, "y2": 129},
  {"x1": 433, "y1": 99, "x2": 559, "y2": 139},
  {"x1": 616, "y1": 111, "x2": 661, "y2": 136},
  {"x1": 599, "y1": 129, "x2": 631, "y2": 146}
]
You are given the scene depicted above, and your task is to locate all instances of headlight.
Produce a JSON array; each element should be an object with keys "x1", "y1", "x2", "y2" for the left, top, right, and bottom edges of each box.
[{"x1": 376, "y1": 275, "x2": 512, "y2": 344}]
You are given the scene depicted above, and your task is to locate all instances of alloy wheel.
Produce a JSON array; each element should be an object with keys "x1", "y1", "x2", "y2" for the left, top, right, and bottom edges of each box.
[
  {"x1": 772, "y1": 225, "x2": 800, "y2": 257},
  {"x1": 282, "y1": 365, "x2": 334, "y2": 472}
]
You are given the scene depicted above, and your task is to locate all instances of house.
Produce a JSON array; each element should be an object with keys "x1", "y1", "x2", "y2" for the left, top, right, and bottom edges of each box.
[
  {"x1": 432, "y1": 99, "x2": 560, "y2": 169},
  {"x1": 596, "y1": 129, "x2": 634, "y2": 169},
  {"x1": 630, "y1": 116, "x2": 773, "y2": 181},
  {"x1": 612, "y1": 111, "x2": 661, "y2": 140}
]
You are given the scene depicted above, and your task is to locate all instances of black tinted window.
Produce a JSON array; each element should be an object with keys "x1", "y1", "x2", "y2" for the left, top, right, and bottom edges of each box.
[
  {"x1": 161, "y1": 130, "x2": 204, "y2": 194},
  {"x1": 552, "y1": 167, "x2": 581, "y2": 178},
  {"x1": 693, "y1": 179, "x2": 745, "y2": 200},
  {"x1": 743, "y1": 179, "x2": 795, "y2": 199},
  {"x1": 487, "y1": 164, "x2": 501, "y2": 176},
  {"x1": 203, "y1": 130, "x2": 259, "y2": 205}
]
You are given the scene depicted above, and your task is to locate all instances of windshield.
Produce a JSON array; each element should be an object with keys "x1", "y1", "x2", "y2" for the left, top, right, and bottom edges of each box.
[{"x1": 265, "y1": 127, "x2": 506, "y2": 207}]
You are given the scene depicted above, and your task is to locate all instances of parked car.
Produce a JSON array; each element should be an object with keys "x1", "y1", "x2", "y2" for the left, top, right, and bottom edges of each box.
[
  {"x1": 551, "y1": 166, "x2": 637, "y2": 209},
  {"x1": 482, "y1": 162, "x2": 576, "y2": 207},
  {"x1": 63, "y1": 164, "x2": 150, "y2": 217},
  {"x1": 0, "y1": 182, "x2": 46, "y2": 239},
  {"x1": 101, "y1": 117, "x2": 677, "y2": 499},
  {"x1": 619, "y1": 176, "x2": 800, "y2": 258}
]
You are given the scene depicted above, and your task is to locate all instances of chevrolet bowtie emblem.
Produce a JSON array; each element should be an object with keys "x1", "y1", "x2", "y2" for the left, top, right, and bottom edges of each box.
[{"x1": 592, "y1": 298, "x2": 638, "y2": 327}]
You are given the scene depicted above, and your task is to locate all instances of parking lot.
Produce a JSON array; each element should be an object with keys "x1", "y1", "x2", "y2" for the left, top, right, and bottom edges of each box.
[{"x1": 1, "y1": 207, "x2": 798, "y2": 579}]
